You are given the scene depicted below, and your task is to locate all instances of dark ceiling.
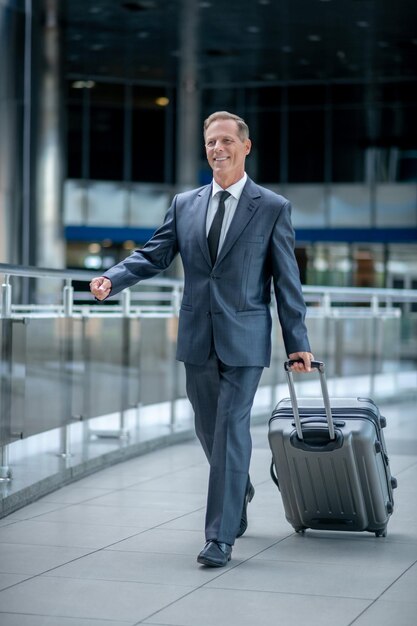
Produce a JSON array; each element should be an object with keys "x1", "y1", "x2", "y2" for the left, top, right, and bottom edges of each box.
[{"x1": 64, "y1": 0, "x2": 417, "y2": 86}]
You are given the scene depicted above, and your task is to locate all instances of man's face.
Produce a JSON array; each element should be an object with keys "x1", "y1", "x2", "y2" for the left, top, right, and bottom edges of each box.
[{"x1": 205, "y1": 119, "x2": 251, "y2": 183}]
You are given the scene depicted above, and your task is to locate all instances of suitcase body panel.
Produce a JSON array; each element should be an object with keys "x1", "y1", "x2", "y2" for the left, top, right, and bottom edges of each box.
[{"x1": 269, "y1": 393, "x2": 395, "y2": 535}]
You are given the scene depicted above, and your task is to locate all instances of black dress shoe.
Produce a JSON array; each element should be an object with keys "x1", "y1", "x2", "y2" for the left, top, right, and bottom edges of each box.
[
  {"x1": 197, "y1": 541, "x2": 232, "y2": 567},
  {"x1": 236, "y1": 481, "x2": 255, "y2": 538}
]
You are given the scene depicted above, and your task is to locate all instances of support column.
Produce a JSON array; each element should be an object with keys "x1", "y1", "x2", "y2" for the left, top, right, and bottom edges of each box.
[
  {"x1": 35, "y1": 0, "x2": 65, "y2": 272},
  {"x1": 176, "y1": 0, "x2": 200, "y2": 189},
  {"x1": 0, "y1": 0, "x2": 24, "y2": 264}
]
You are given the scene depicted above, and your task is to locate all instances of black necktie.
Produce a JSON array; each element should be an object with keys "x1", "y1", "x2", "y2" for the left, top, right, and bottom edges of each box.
[{"x1": 208, "y1": 191, "x2": 230, "y2": 265}]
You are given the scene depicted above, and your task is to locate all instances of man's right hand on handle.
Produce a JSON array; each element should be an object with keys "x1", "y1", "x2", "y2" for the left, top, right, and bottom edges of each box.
[{"x1": 90, "y1": 276, "x2": 112, "y2": 301}]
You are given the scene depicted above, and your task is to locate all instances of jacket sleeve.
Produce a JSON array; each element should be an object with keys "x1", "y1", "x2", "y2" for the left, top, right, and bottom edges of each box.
[
  {"x1": 102, "y1": 196, "x2": 179, "y2": 298},
  {"x1": 271, "y1": 200, "x2": 311, "y2": 355}
]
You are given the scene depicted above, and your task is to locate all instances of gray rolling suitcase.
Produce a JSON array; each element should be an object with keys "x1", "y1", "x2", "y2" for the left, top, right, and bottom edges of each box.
[{"x1": 268, "y1": 360, "x2": 397, "y2": 537}]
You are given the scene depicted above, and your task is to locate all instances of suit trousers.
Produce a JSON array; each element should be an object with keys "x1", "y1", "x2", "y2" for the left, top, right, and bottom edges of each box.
[{"x1": 185, "y1": 350, "x2": 263, "y2": 545}]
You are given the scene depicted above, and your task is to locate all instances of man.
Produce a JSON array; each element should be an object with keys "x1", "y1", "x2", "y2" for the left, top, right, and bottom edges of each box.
[{"x1": 90, "y1": 111, "x2": 313, "y2": 567}]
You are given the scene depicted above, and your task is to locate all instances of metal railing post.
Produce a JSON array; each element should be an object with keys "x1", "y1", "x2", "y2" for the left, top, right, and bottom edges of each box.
[
  {"x1": 59, "y1": 279, "x2": 74, "y2": 459},
  {"x1": 63, "y1": 279, "x2": 74, "y2": 317},
  {"x1": 1, "y1": 275, "x2": 12, "y2": 319},
  {"x1": 121, "y1": 288, "x2": 131, "y2": 317},
  {"x1": 0, "y1": 275, "x2": 12, "y2": 480},
  {"x1": 119, "y1": 290, "x2": 131, "y2": 438},
  {"x1": 0, "y1": 446, "x2": 11, "y2": 482}
]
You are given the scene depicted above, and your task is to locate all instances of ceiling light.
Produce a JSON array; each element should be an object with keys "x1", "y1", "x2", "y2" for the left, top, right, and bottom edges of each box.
[
  {"x1": 71, "y1": 80, "x2": 96, "y2": 89},
  {"x1": 155, "y1": 96, "x2": 170, "y2": 107},
  {"x1": 137, "y1": 31, "x2": 149, "y2": 38},
  {"x1": 357, "y1": 21, "x2": 369, "y2": 28},
  {"x1": 378, "y1": 41, "x2": 389, "y2": 48},
  {"x1": 308, "y1": 34, "x2": 321, "y2": 42},
  {"x1": 281, "y1": 45, "x2": 292, "y2": 53},
  {"x1": 247, "y1": 26, "x2": 260, "y2": 34}
]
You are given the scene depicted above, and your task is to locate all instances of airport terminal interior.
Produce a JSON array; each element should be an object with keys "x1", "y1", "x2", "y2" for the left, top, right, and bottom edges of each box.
[{"x1": 0, "y1": 0, "x2": 416, "y2": 624}]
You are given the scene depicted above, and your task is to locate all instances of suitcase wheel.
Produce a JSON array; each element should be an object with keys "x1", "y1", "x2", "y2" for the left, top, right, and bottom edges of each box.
[
  {"x1": 294, "y1": 527, "x2": 306, "y2": 534},
  {"x1": 391, "y1": 476, "x2": 398, "y2": 489},
  {"x1": 375, "y1": 528, "x2": 387, "y2": 538}
]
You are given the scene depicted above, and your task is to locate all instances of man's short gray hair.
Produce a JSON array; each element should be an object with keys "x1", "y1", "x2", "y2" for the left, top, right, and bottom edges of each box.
[{"x1": 204, "y1": 111, "x2": 250, "y2": 142}]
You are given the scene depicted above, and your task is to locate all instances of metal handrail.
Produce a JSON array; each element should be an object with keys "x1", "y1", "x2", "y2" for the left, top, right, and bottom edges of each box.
[{"x1": 1, "y1": 262, "x2": 417, "y2": 316}]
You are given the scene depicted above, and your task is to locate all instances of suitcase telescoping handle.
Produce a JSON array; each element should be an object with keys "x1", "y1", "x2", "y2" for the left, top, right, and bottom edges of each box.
[{"x1": 284, "y1": 359, "x2": 335, "y2": 441}]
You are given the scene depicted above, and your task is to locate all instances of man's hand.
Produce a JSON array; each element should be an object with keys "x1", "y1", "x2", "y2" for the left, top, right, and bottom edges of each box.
[
  {"x1": 90, "y1": 276, "x2": 112, "y2": 301},
  {"x1": 288, "y1": 351, "x2": 315, "y2": 373}
]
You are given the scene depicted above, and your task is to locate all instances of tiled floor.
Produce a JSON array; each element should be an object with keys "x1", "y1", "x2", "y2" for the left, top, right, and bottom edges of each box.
[{"x1": 0, "y1": 400, "x2": 416, "y2": 626}]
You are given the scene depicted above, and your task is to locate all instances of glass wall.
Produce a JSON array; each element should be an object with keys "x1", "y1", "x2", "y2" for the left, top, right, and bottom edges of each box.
[
  {"x1": 64, "y1": 78, "x2": 417, "y2": 286},
  {"x1": 66, "y1": 79, "x2": 417, "y2": 188}
]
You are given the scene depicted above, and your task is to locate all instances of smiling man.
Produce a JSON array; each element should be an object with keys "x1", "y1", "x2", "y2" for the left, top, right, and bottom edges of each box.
[{"x1": 90, "y1": 111, "x2": 314, "y2": 567}]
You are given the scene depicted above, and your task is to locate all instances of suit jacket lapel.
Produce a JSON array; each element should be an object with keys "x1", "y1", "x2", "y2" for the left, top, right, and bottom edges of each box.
[
  {"x1": 194, "y1": 184, "x2": 212, "y2": 266},
  {"x1": 216, "y1": 178, "x2": 262, "y2": 265}
]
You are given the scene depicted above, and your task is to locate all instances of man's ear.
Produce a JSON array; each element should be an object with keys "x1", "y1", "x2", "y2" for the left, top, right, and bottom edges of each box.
[{"x1": 245, "y1": 139, "x2": 252, "y2": 155}]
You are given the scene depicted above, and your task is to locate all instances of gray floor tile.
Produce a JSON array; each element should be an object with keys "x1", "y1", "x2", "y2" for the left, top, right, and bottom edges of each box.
[
  {"x1": 0, "y1": 577, "x2": 193, "y2": 622},
  {"x1": 43, "y1": 549, "x2": 224, "y2": 586},
  {"x1": 255, "y1": 533, "x2": 417, "y2": 568},
  {"x1": 5, "y1": 500, "x2": 73, "y2": 521},
  {"x1": 378, "y1": 561, "x2": 417, "y2": 603},
  {"x1": 145, "y1": 587, "x2": 371, "y2": 626},
  {"x1": 0, "y1": 543, "x2": 93, "y2": 575},
  {"x1": 159, "y1": 509, "x2": 206, "y2": 532},
  {"x1": 42, "y1": 485, "x2": 115, "y2": 504},
  {"x1": 0, "y1": 519, "x2": 18, "y2": 528},
  {"x1": 0, "y1": 519, "x2": 143, "y2": 549},
  {"x1": 31, "y1": 501, "x2": 195, "y2": 529},
  {"x1": 207, "y1": 558, "x2": 402, "y2": 600},
  {"x1": 0, "y1": 616, "x2": 130, "y2": 626},
  {"x1": 106, "y1": 528, "x2": 205, "y2": 556},
  {"x1": 89, "y1": 488, "x2": 206, "y2": 510},
  {"x1": 0, "y1": 573, "x2": 31, "y2": 591},
  {"x1": 106, "y1": 527, "x2": 286, "y2": 559},
  {"x1": 351, "y1": 600, "x2": 417, "y2": 626},
  {"x1": 125, "y1": 467, "x2": 208, "y2": 494}
]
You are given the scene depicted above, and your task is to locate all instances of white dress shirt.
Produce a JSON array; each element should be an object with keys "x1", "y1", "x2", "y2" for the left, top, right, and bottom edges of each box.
[{"x1": 206, "y1": 173, "x2": 248, "y2": 255}]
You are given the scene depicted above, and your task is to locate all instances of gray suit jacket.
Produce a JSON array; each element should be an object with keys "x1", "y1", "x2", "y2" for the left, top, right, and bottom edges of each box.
[{"x1": 103, "y1": 177, "x2": 310, "y2": 366}]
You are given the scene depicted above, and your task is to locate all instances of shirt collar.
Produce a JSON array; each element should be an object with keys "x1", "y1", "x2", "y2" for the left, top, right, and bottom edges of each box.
[{"x1": 211, "y1": 173, "x2": 247, "y2": 201}]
